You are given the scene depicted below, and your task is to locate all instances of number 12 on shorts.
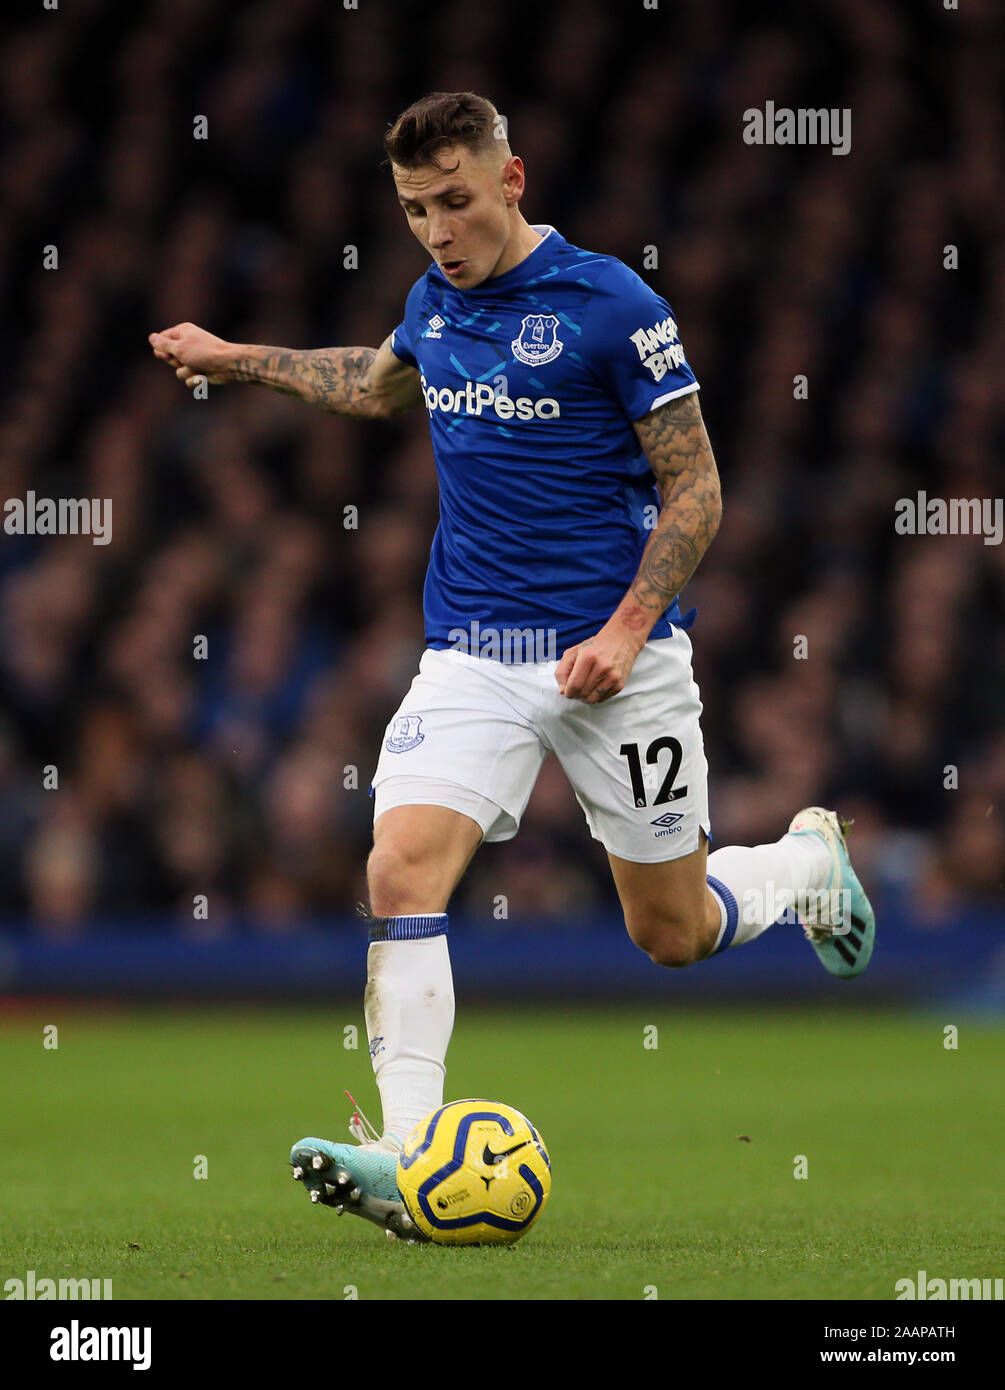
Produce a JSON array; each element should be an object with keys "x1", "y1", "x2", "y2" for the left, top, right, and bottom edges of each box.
[{"x1": 619, "y1": 738, "x2": 688, "y2": 809}]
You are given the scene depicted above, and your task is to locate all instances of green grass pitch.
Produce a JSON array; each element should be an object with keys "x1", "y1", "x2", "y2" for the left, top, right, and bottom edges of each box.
[{"x1": 2, "y1": 1004, "x2": 1001, "y2": 1300}]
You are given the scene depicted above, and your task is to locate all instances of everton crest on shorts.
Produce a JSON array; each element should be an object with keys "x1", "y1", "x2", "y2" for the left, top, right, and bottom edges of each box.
[{"x1": 385, "y1": 714, "x2": 425, "y2": 754}]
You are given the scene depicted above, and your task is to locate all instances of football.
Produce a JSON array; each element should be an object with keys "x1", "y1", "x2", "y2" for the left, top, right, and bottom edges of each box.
[{"x1": 397, "y1": 1099, "x2": 552, "y2": 1245}]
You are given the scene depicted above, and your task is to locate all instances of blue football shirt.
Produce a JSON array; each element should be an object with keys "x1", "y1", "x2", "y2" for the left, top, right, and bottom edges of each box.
[{"x1": 390, "y1": 225, "x2": 700, "y2": 660}]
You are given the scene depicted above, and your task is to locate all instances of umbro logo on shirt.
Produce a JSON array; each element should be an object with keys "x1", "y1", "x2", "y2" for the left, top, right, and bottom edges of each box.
[{"x1": 424, "y1": 315, "x2": 445, "y2": 339}]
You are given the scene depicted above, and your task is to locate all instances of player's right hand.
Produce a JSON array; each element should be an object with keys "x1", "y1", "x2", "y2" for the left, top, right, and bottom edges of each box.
[{"x1": 148, "y1": 323, "x2": 233, "y2": 388}]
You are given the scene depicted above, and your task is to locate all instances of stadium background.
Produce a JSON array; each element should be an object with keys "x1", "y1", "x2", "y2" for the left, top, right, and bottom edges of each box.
[{"x1": 0, "y1": 0, "x2": 1001, "y2": 1005}]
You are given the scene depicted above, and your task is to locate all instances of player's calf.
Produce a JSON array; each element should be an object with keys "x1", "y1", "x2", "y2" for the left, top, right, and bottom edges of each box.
[
  {"x1": 610, "y1": 833, "x2": 721, "y2": 969},
  {"x1": 623, "y1": 893, "x2": 721, "y2": 968}
]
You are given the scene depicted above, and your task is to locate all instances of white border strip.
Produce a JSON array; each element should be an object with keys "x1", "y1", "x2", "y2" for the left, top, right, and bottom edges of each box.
[{"x1": 647, "y1": 381, "x2": 701, "y2": 412}]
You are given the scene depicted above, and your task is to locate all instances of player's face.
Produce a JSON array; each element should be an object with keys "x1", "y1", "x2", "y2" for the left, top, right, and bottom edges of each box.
[{"x1": 393, "y1": 145, "x2": 520, "y2": 288}]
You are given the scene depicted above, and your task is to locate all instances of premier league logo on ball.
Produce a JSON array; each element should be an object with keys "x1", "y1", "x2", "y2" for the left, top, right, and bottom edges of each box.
[{"x1": 511, "y1": 314, "x2": 564, "y2": 366}]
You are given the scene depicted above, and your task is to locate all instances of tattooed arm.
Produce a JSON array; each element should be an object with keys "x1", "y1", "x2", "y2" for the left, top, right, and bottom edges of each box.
[
  {"x1": 555, "y1": 390, "x2": 721, "y2": 703},
  {"x1": 148, "y1": 324, "x2": 422, "y2": 418},
  {"x1": 618, "y1": 390, "x2": 721, "y2": 633}
]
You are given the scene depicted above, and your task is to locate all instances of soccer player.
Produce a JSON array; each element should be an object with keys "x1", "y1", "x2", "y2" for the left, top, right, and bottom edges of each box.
[{"x1": 149, "y1": 92, "x2": 875, "y2": 1241}]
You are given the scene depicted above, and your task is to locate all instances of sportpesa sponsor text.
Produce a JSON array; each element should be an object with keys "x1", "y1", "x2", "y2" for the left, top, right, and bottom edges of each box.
[{"x1": 420, "y1": 375, "x2": 560, "y2": 419}]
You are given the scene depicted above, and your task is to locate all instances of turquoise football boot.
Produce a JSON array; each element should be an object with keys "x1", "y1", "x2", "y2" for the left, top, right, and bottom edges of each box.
[
  {"x1": 787, "y1": 807, "x2": 876, "y2": 979},
  {"x1": 290, "y1": 1101, "x2": 426, "y2": 1242}
]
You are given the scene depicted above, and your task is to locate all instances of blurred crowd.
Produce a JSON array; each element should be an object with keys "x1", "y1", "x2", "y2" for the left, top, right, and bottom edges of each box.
[{"x1": 0, "y1": 0, "x2": 1002, "y2": 934}]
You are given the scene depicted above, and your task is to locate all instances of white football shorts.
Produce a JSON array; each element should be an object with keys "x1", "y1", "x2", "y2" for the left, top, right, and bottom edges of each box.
[{"x1": 370, "y1": 632, "x2": 710, "y2": 863}]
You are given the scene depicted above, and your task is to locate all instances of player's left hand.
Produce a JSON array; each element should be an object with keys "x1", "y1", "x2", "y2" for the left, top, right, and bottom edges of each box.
[{"x1": 555, "y1": 621, "x2": 645, "y2": 704}]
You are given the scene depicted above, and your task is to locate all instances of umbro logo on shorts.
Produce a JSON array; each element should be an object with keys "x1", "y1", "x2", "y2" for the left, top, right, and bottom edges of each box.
[{"x1": 650, "y1": 811, "x2": 683, "y2": 838}]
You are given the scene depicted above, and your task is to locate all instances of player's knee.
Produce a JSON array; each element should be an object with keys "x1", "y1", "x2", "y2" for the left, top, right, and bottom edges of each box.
[
  {"x1": 625, "y1": 907, "x2": 708, "y2": 969},
  {"x1": 366, "y1": 838, "x2": 448, "y2": 917},
  {"x1": 646, "y1": 935, "x2": 705, "y2": 969}
]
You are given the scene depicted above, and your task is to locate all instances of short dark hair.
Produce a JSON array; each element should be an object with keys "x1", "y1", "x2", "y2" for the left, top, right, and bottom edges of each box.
[{"x1": 383, "y1": 92, "x2": 503, "y2": 173}]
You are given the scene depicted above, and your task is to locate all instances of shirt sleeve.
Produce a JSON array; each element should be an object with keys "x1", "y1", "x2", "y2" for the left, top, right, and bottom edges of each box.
[
  {"x1": 587, "y1": 260, "x2": 699, "y2": 421},
  {"x1": 390, "y1": 322, "x2": 416, "y2": 368},
  {"x1": 389, "y1": 275, "x2": 425, "y2": 369}
]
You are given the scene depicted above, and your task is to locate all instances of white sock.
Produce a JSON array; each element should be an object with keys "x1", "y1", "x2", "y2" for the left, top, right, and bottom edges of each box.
[
  {"x1": 707, "y1": 832, "x2": 830, "y2": 951},
  {"x1": 363, "y1": 915, "x2": 454, "y2": 1146}
]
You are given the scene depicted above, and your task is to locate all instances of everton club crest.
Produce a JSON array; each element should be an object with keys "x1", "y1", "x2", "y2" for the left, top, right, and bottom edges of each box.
[
  {"x1": 385, "y1": 714, "x2": 425, "y2": 753},
  {"x1": 511, "y1": 314, "x2": 564, "y2": 367}
]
